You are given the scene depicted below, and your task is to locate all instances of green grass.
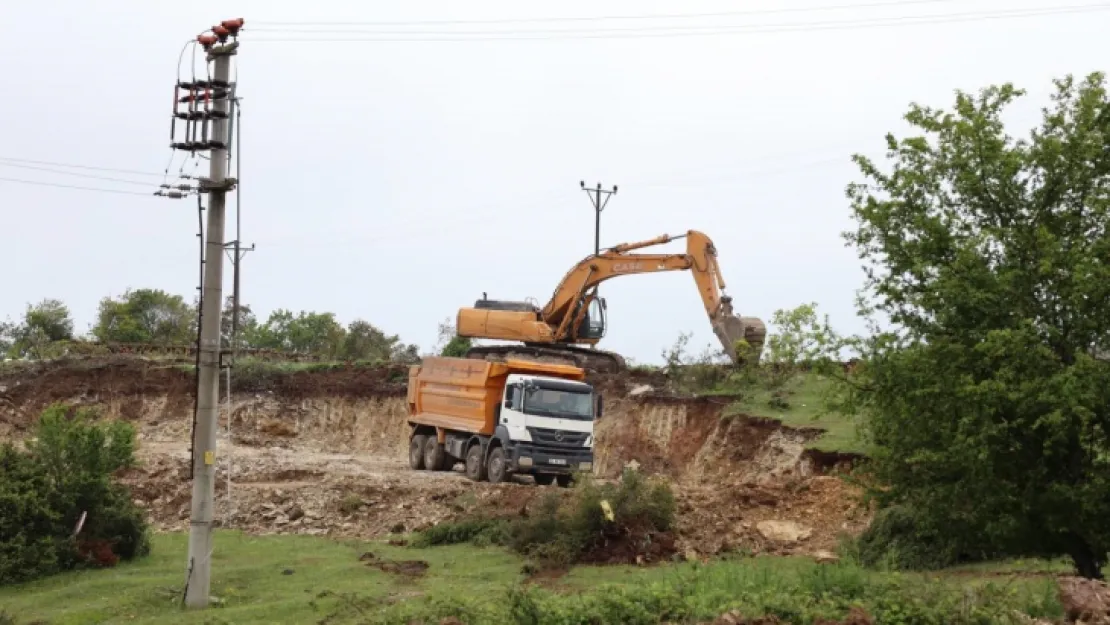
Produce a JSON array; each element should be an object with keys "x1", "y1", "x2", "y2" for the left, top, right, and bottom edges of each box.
[
  {"x1": 727, "y1": 374, "x2": 867, "y2": 455},
  {"x1": 0, "y1": 532, "x2": 1068, "y2": 625},
  {"x1": 0, "y1": 531, "x2": 522, "y2": 625}
]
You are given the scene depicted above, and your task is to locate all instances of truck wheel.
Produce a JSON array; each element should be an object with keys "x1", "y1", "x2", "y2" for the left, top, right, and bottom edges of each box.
[
  {"x1": 556, "y1": 474, "x2": 573, "y2": 488},
  {"x1": 409, "y1": 434, "x2": 427, "y2": 470},
  {"x1": 424, "y1": 436, "x2": 447, "y2": 471},
  {"x1": 465, "y1": 444, "x2": 487, "y2": 482},
  {"x1": 487, "y1": 447, "x2": 510, "y2": 484},
  {"x1": 534, "y1": 474, "x2": 555, "y2": 486}
]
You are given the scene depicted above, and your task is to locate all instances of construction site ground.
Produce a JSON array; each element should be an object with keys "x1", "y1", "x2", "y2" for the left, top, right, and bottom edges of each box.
[
  {"x1": 0, "y1": 356, "x2": 868, "y2": 560},
  {"x1": 1, "y1": 357, "x2": 1101, "y2": 624}
]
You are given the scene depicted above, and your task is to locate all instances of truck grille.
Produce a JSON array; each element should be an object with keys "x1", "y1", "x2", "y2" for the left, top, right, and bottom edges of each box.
[{"x1": 527, "y1": 427, "x2": 589, "y2": 448}]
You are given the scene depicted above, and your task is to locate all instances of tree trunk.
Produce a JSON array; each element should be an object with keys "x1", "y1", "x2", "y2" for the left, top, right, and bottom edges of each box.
[{"x1": 1066, "y1": 533, "x2": 1106, "y2": 580}]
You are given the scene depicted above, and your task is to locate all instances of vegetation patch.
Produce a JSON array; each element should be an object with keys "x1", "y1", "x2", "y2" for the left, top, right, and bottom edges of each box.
[{"x1": 0, "y1": 403, "x2": 150, "y2": 586}]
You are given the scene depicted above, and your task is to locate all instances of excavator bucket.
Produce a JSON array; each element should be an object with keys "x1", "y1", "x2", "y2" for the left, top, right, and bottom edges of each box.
[{"x1": 713, "y1": 315, "x2": 766, "y2": 367}]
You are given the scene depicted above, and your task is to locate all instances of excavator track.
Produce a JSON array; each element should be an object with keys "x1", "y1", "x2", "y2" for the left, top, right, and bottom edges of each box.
[{"x1": 464, "y1": 344, "x2": 627, "y2": 374}]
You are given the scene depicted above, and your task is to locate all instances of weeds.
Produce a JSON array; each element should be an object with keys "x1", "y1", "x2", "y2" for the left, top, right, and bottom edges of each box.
[
  {"x1": 367, "y1": 556, "x2": 1064, "y2": 624},
  {"x1": 411, "y1": 469, "x2": 677, "y2": 569}
]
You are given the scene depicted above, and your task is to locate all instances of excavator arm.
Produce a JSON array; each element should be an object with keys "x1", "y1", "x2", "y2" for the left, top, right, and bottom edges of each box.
[
  {"x1": 539, "y1": 230, "x2": 765, "y2": 363},
  {"x1": 457, "y1": 230, "x2": 766, "y2": 371}
]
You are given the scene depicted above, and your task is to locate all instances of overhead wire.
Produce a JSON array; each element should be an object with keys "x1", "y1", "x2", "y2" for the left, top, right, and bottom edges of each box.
[
  {"x1": 0, "y1": 175, "x2": 155, "y2": 196},
  {"x1": 248, "y1": 3, "x2": 1110, "y2": 41},
  {"x1": 0, "y1": 161, "x2": 163, "y2": 187},
  {"x1": 0, "y1": 156, "x2": 163, "y2": 177},
  {"x1": 252, "y1": 0, "x2": 963, "y2": 27}
]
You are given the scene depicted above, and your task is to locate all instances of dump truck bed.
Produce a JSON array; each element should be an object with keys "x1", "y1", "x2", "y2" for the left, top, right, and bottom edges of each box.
[{"x1": 406, "y1": 356, "x2": 586, "y2": 436}]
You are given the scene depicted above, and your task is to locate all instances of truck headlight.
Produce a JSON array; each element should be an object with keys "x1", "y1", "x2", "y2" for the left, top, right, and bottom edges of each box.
[
  {"x1": 518, "y1": 456, "x2": 533, "y2": 468},
  {"x1": 579, "y1": 462, "x2": 592, "y2": 471}
]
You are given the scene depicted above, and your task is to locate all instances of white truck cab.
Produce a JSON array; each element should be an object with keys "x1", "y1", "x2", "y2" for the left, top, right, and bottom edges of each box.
[{"x1": 495, "y1": 373, "x2": 599, "y2": 485}]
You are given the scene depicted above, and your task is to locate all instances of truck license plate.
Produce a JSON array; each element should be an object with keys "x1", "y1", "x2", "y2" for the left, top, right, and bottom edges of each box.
[{"x1": 548, "y1": 458, "x2": 567, "y2": 465}]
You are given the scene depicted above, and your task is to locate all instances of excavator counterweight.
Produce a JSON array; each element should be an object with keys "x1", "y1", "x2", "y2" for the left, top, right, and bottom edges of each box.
[{"x1": 456, "y1": 230, "x2": 766, "y2": 373}]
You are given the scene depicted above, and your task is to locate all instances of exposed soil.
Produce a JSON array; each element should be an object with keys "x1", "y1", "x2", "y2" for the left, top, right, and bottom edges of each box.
[{"x1": 0, "y1": 356, "x2": 871, "y2": 560}]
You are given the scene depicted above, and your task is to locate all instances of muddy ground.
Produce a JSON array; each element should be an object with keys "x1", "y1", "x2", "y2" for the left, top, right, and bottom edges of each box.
[{"x1": 0, "y1": 357, "x2": 870, "y2": 560}]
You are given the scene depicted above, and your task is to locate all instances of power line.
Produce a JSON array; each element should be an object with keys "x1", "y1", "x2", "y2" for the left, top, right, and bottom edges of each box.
[
  {"x1": 252, "y1": 0, "x2": 959, "y2": 27},
  {"x1": 0, "y1": 175, "x2": 154, "y2": 196},
  {"x1": 0, "y1": 161, "x2": 161, "y2": 187},
  {"x1": 249, "y1": 4, "x2": 1110, "y2": 41},
  {"x1": 0, "y1": 156, "x2": 163, "y2": 177}
]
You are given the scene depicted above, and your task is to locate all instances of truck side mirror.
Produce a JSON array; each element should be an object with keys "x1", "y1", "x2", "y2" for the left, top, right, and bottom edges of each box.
[{"x1": 596, "y1": 395, "x2": 603, "y2": 419}]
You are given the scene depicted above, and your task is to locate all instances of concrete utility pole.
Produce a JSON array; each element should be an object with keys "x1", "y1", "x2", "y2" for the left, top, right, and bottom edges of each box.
[
  {"x1": 579, "y1": 181, "x2": 618, "y2": 255},
  {"x1": 180, "y1": 19, "x2": 243, "y2": 610}
]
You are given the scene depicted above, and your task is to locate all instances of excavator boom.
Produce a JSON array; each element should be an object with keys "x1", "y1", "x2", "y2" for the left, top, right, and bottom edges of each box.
[{"x1": 457, "y1": 230, "x2": 766, "y2": 372}]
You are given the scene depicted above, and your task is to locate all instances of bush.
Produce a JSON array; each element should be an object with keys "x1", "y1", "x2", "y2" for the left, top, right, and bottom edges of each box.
[
  {"x1": 853, "y1": 504, "x2": 1005, "y2": 572},
  {"x1": 412, "y1": 469, "x2": 677, "y2": 569},
  {"x1": 0, "y1": 403, "x2": 150, "y2": 585}
]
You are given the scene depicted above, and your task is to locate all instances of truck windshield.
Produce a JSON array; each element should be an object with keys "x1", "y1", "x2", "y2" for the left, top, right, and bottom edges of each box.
[{"x1": 522, "y1": 387, "x2": 594, "y2": 421}]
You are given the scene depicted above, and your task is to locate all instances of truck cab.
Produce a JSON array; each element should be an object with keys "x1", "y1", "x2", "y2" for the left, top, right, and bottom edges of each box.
[{"x1": 495, "y1": 373, "x2": 597, "y2": 484}]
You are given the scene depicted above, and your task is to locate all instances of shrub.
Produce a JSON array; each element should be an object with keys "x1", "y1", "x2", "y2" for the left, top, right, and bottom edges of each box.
[
  {"x1": 412, "y1": 469, "x2": 677, "y2": 569},
  {"x1": 0, "y1": 403, "x2": 150, "y2": 585},
  {"x1": 854, "y1": 504, "x2": 1005, "y2": 572}
]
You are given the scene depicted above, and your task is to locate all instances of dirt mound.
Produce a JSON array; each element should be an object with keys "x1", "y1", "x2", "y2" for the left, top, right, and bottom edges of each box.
[{"x1": 1059, "y1": 577, "x2": 1110, "y2": 624}]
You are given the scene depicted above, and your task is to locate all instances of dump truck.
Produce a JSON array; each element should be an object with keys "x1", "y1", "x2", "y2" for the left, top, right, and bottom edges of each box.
[
  {"x1": 406, "y1": 356, "x2": 601, "y2": 486},
  {"x1": 457, "y1": 230, "x2": 767, "y2": 373}
]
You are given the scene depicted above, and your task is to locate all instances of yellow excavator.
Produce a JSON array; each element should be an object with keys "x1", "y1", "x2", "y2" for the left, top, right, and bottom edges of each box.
[{"x1": 456, "y1": 230, "x2": 767, "y2": 373}]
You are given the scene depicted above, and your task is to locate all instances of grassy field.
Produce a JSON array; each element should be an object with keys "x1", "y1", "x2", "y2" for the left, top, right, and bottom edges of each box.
[
  {"x1": 0, "y1": 531, "x2": 1067, "y2": 625},
  {"x1": 727, "y1": 373, "x2": 865, "y2": 454}
]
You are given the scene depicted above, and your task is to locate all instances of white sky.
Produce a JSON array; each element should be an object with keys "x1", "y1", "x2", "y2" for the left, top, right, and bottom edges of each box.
[{"x1": 0, "y1": 0, "x2": 1104, "y2": 364}]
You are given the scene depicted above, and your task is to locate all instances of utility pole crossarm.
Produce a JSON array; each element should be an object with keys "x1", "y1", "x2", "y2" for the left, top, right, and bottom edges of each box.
[{"x1": 579, "y1": 180, "x2": 618, "y2": 256}]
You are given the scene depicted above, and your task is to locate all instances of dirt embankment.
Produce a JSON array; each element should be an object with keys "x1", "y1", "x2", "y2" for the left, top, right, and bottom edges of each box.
[{"x1": 0, "y1": 357, "x2": 870, "y2": 558}]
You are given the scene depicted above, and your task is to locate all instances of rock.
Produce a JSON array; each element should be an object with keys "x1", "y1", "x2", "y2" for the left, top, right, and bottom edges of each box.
[
  {"x1": 812, "y1": 550, "x2": 839, "y2": 564},
  {"x1": 629, "y1": 384, "x2": 653, "y2": 396},
  {"x1": 755, "y1": 520, "x2": 812, "y2": 544}
]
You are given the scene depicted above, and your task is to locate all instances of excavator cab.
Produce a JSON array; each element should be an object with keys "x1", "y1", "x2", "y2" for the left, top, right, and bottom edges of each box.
[{"x1": 575, "y1": 297, "x2": 607, "y2": 340}]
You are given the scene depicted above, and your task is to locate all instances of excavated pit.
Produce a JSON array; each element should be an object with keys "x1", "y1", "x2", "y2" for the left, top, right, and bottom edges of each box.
[{"x1": 0, "y1": 357, "x2": 870, "y2": 558}]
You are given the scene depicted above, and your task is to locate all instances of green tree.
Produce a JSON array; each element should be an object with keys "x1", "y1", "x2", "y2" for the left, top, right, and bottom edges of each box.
[
  {"x1": 341, "y1": 319, "x2": 399, "y2": 362},
  {"x1": 251, "y1": 309, "x2": 346, "y2": 358},
  {"x1": 841, "y1": 72, "x2": 1110, "y2": 578},
  {"x1": 6, "y1": 299, "x2": 75, "y2": 359},
  {"x1": 433, "y1": 318, "x2": 472, "y2": 358},
  {"x1": 220, "y1": 295, "x2": 258, "y2": 350},
  {"x1": 92, "y1": 289, "x2": 196, "y2": 344}
]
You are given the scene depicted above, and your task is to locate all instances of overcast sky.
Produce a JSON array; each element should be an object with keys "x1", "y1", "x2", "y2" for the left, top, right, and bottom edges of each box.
[{"x1": 0, "y1": 0, "x2": 1105, "y2": 364}]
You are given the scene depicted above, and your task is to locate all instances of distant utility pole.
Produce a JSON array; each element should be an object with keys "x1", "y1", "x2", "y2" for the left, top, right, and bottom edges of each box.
[
  {"x1": 170, "y1": 18, "x2": 244, "y2": 611},
  {"x1": 579, "y1": 181, "x2": 618, "y2": 255}
]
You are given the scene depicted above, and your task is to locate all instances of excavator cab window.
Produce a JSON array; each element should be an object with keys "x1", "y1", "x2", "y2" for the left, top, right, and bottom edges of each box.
[{"x1": 577, "y1": 297, "x2": 607, "y2": 340}]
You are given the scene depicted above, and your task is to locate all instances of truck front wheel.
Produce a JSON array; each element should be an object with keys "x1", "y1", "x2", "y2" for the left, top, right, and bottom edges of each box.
[
  {"x1": 487, "y1": 447, "x2": 510, "y2": 484},
  {"x1": 465, "y1": 444, "x2": 487, "y2": 482},
  {"x1": 409, "y1": 434, "x2": 427, "y2": 470}
]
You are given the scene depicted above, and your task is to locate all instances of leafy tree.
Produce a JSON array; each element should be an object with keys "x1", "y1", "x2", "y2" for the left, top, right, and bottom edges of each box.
[
  {"x1": 92, "y1": 289, "x2": 195, "y2": 344},
  {"x1": 5, "y1": 299, "x2": 75, "y2": 359},
  {"x1": 761, "y1": 303, "x2": 837, "y2": 388},
  {"x1": 220, "y1": 295, "x2": 258, "y2": 350},
  {"x1": 432, "y1": 318, "x2": 472, "y2": 358},
  {"x1": 840, "y1": 72, "x2": 1110, "y2": 578},
  {"x1": 251, "y1": 309, "x2": 346, "y2": 358},
  {"x1": 342, "y1": 319, "x2": 401, "y2": 362}
]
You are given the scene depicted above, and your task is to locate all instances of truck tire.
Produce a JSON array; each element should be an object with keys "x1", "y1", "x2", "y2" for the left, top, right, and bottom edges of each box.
[
  {"x1": 424, "y1": 436, "x2": 448, "y2": 471},
  {"x1": 409, "y1": 434, "x2": 427, "y2": 470},
  {"x1": 487, "y1": 447, "x2": 510, "y2": 484},
  {"x1": 465, "y1": 444, "x2": 487, "y2": 482},
  {"x1": 534, "y1": 474, "x2": 555, "y2": 486}
]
